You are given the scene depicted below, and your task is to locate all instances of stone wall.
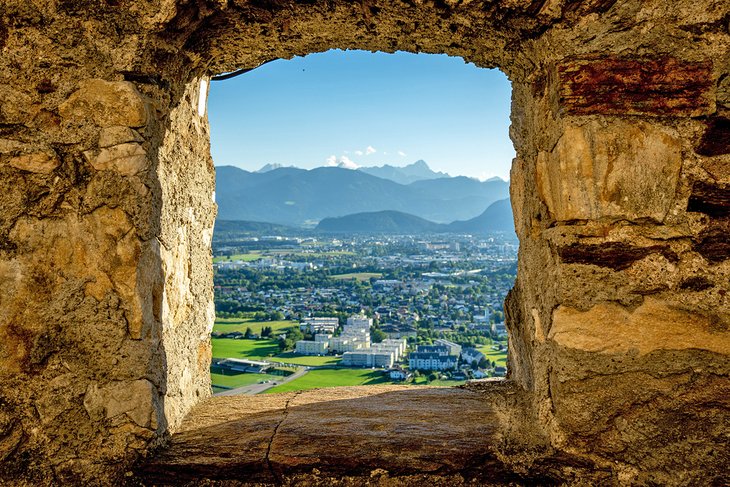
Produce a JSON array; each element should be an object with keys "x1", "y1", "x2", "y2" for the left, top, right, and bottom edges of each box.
[{"x1": 0, "y1": 0, "x2": 728, "y2": 484}]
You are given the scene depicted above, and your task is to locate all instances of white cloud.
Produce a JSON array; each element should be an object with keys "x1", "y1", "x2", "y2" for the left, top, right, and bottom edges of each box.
[
  {"x1": 383, "y1": 151, "x2": 388, "y2": 155},
  {"x1": 365, "y1": 146, "x2": 377, "y2": 155},
  {"x1": 354, "y1": 150, "x2": 364, "y2": 156},
  {"x1": 325, "y1": 155, "x2": 338, "y2": 166},
  {"x1": 397, "y1": 150, "x2": 406, "y2": 157},
  {"x1": 338, "y1": 156, "x2": 359, "y2": 169}
]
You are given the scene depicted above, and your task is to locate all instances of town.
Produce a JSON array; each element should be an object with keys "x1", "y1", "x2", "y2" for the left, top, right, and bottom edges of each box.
[{"x1": 211, "y1": 232, "x2": 516, "y2": 394}]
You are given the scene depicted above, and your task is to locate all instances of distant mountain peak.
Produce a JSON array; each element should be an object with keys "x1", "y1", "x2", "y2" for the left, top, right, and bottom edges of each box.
[
  {"x1": 257, "y1": 163, "x2": 288, "y2": 173},
  {"x1": 357, "y1": 160, "x2": 449, "y2": 185}
]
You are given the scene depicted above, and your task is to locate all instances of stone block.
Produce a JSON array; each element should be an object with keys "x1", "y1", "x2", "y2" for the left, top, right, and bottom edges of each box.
[
  {"x1": 537, "y1": 120, "x2": 682, "y2": 222},
  {"x1": 695, "y1": 117, "x2": 730, "y2": 156},
  {"x1": 99, "y1": 126, "x2": 144, "y2": 148},
  {"x1": 558, "y1": 242, "x2": 677, "y2": 270},
  {"x1": 687, "y1": 181, "x2": 730, "y2": 217},
  {"x1": 59, "y1": 79, "x2": 148, "y2": 128},
  {"x1": 557, "y1": 57, "x2": 714, "y2": 117},
  {"x1": 84, "y1": 142, "x2": 147, "y2": 175},
  {"x1": 548, "y1": 297, "x2": 730, "y2": 356},
  {"x1": 84, "y1": 379, "x2": 157, "y2": 429},
  {"x1": 8, "y1": 151, "x2": 60, "y2": 173}
]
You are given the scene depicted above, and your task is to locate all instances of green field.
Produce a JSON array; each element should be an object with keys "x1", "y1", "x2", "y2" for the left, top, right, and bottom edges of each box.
[
  {"x1": 264, "y1": 368, "x2": 393, "y2": 394},
  {"x1": 211, "y1": 337, "x2": 280, "y2": 360},
  {"x1": 331, "y1": 272, "x2": 383, "y2": 282},
  {"x1": 272, "y1": 352, "x2": 341, "y2": 366},
  {"x1": 213, "y1": 252, "x2": 262, "y2": 263},
  {"x1": 477, "y1": 344, "x2": 508, "y2": 367},
  {"x1": 411, "y1": 376, "x2": 466, "y2": 387},
  {"x1": 213, "y1": 318, "x2": 296, "y2": 335},
  {"x1": 210, "y1": 372, "x2": 281, "y2": 389}
]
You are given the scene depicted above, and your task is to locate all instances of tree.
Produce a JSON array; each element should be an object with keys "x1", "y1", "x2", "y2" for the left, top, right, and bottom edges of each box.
[
  {"x1": 427, "y1": 372, "x2": 438, "y2": 382},
  {"x1": 478, "y1": 357, "x2": 489, "y2": 369},
  {"x1": 244, "y1": 327, "x2": 253, "y2": 339},
  {"x1": 371, "y1": 328, "x2": 387, "y2": 343},
  {"x1": 261, "y1": 326, "x2": 272, "y2": 337}
]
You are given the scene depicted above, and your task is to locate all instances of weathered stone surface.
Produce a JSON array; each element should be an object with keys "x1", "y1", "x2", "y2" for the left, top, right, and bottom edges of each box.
[
  {"x1": 84, "y1": 379, "x2": 157, "y2": 429},
  {"x1": 537, "y1": 120, "x2": 682, "y2": 222},
  {"x1": 7, "y1": 151, "x2": 60, "y2": 173},
  {"x1": 558, "y1": 242, "x2": 677, "y2": 270},
  {"x1": 557, "y1": 57, "x2": 715, "y2": 117},
  {"x1": 694, "y1": 217, "x2": 730, "y2": 263},
  {"x1": 548, "y1": 297, "x2": 730, "y2": 356},
  {"x1": 99, "y1": 126, "x2": 143, "y2": 148},
  {"x1": 84, "y1": 142, "x2": 148, "y2": 175},
  {"x1": 59, "y1": 79, "x2": 148, "y2": 128},
  {"x1": 138, "y1": 386, "x2": 557, "y2": 485},
  {"x1": 696, "y1": 117, "x2": 730, "y2": 156},
  {"x1": 687, "y1": 181, "x2": 730, "y2": 217}
]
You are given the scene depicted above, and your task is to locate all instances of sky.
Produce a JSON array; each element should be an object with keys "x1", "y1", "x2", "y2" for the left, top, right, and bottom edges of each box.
[{"x1": 207, "y1": 49, "x2": 515, "y2": 181}]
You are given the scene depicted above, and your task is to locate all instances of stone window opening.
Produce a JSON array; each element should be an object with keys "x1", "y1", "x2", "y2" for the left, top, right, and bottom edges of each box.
[{"x1": 204, "y1": 49, "x2": 516, "y2": 397}]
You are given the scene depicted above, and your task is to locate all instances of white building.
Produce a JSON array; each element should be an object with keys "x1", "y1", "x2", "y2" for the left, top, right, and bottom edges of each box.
[
  {"x1": 299, "y1": 317, "x2": 338, "y2": 334},
  {"x1": 408, "y1": 352, "x2": 457, "y2": 371},
  {"x1": 342, "y1": 350, "x2": 394, "y2": 368},
  {"x1": 461, "y1": 347, "x2": 485, "y2": 366},
  {"x1": 295, "y1": 339, "x2": 328, "y2": 356},
  {"x1": 370, "y1": 338, "x2": 407, "y2": 361},
  {"x1": 329, "y1": 336, "x2": 368, "y2": 353},
  {"x1": 434, "y1": 338, "x2": 462, "y2": 357},
  {"x1": 346, "y1": 314, "x2": 373, "y2": 329}
]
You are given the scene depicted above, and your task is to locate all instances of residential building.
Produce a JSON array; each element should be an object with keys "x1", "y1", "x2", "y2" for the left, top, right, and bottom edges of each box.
[
  {"x1": 417, "y1": 345, "x2": 449, "y2": 356},
  {"x1": 295, "y1": 339, "x2": 329, "y2": 355},
  {"x1": 370, "y1": 338, "x2": 407, "y2": 360},
  {"x1": 299, "y1": 317, "x2": 338, "y2": 334},
  {"x1": 388, "y1": 368, "x2": 411, "y2": 381},
  {"x1": 342, "y1": 350, "x2": 394, "y2": 368},
  {"x1": 461, "y1": 347, "x2": 485, "y2": 366},
  {"x1": 408, "y1": 352, "x2": 457, "y2": 371},
  {"x1": 434, "y1": 338, "x2": 462, "y2": 357}
]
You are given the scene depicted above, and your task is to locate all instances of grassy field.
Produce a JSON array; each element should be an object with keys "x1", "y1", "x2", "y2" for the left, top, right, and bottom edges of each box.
[
  {"x1": 211, "y1": 337, "x2": 280, "y2": 360},
  {"x1": 331, "y1": 272, "x2": 383, "y2": 282},
  {"x1": 264, "y1": 368, "x2": 392, "y2": 394},
  {"x1": 272, "y1": 352, "x2": 341, "y2": 366},
  {"x1": 477, "y1": 343, "x2": 508, "y2": 367},
  {"x1": 213, "y1": 318, "x2": 296, "y2": 335},
  {"x1": 213, "y1": 252, "x2": 262, "y2": 263},
  {"x1": 411, "y1": 376, "x2": 466, "y2": 387},
  {"x1": 210, "y1": 372, "x2": 281, "y2": 389}
]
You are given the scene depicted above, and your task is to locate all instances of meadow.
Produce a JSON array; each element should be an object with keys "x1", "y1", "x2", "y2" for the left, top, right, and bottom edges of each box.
[
  {"x1": 264, "y1": 368, "x2": 393, "y2": 394},
  {"x1": 213, "y1": 318, "x2": 296, "y2": 335},
  {"x1": 211, "y1": 337, "x2": 280, "y2": 360},
  {"x1": 212, "y1": 252, "x2": 262, "y2": 263}
]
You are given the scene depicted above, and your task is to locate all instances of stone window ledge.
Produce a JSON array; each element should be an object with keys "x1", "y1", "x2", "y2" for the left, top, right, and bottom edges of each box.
[{"x1": 135, "y1": 383, "x2": 590, "y2": 485}]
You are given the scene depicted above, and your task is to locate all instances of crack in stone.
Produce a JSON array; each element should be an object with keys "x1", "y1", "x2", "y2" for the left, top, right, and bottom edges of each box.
[{"x1": 265, "y1": 391, "x2": 301, "y2": 484}]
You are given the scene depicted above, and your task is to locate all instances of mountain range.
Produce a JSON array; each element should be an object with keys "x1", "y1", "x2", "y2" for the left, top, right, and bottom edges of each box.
[
  {"x1": 357, "y1": 160, "x2": 449, "y2": 184},
  {"x1": 315, "y1": 198, "x2": 514, "y2": 234},
  {"x1": 215, "y1": 162, "x2": 509, "y2": 226}
]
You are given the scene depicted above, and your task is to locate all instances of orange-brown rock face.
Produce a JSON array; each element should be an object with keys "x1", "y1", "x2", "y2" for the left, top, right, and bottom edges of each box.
[{"x1": 0, "y1": 0, "x2": 728, "y2": 485}]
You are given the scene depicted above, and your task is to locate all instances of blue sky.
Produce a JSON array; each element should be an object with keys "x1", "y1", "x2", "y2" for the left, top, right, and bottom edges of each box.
[{"x1": 208, "y1": 49, "x2": 514, "y2": 181}]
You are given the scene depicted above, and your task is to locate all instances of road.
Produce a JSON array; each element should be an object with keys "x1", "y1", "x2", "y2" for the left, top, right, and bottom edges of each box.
[{"x1": 215, "y1": 367, "x2": 309, "y2": 396}]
